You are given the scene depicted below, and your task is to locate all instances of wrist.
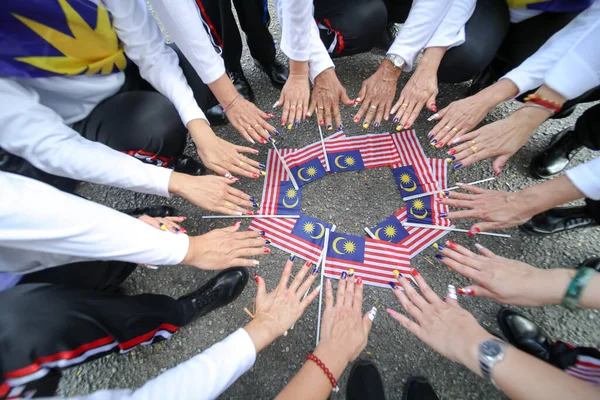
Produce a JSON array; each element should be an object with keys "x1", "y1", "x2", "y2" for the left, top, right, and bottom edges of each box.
[
  {"x1": 460, "y1": 331, "x2": 496, "y2": 377},
  {"x1": 512, "y1": 105, "x2": 551, "y2": 128},
  {"x1": 167, "y1": 171, "x2": 186, "y2": 196},
  {"x1": 312, "y1": 341, "x2": 350, "y2": 379},
  {"x1": 418, "y1": 47, "x2": 446, "y2": 71},
  {"x1": 244, "y1": 315, "x2": 282, "y2": 353},
  {"x1": 207, "y1": 72, "x2": 240, "y2": 106},
  {"x1": 314, "y1": 67, "x2": 335, "y2": 82},
  {"x1": 543, "y1": 269, "x2": 574, "y2": 305},
  {"x1": 380, "y1": 59, "x2": 402, "y2": 80},
  {"x1": 477, "y1": 80, "x2": 519, "y2": 110},
  {"x1": 289, "y1": 60, "x2": 309, "y2": 76}
]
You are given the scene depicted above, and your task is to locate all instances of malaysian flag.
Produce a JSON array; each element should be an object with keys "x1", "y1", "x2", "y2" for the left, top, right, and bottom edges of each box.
[
  {"x1": 322, "y1": 232, "x2": 412, "y2": 288},
  {"x1": 326, "y1": 132, "x2": 402, "y2": 170},
  {"x1": 283, "y1": 131, "x2": 346, "y2": 173},
  {"x1": 258, "y1": 147, "x2": 295, "y2": 215},
  {"x1": 391, "y1": 130, "x2": 439, "y2": 195}
]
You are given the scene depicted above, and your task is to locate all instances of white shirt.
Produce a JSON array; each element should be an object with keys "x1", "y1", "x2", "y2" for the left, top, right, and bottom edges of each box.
[
  {"x1": 501, "y1": 0, "x2": 600, "y2": 100},
  {"x1": 0, "y1": 172, "x2": 189, "y2": 275},
  {"x1": 0, "y1": 0, "x2": 206, "y2": 197},
  {"x1": 566, "y1": 157, "x2": 600, "y2": 201}
]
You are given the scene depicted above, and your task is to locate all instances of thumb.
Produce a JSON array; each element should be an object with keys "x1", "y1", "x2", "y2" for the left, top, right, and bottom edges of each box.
[
  {"x1": 340, "y1": 88, "x2": 354, "y2": 106},
  {"x1": 457, "y1": 285, "x2": 495, "y2": 300},
  {"x1": 492, "y1": 154, "x2": 510, "y2": 176},
  {"x1": 426, "y1": 92, "x2": 438, "y2": 112},
  {"x1": 255, "y1": 273, "x2": 267, "y2": 300},
  {"x1": 469, "y1": 221, "x2": 500, "y2": 234},
  {"x1": 222, "y1": 221, "x2": 242, "y2": 233},
  {"x1": 362, "y1": 307, "x2": 376, "y2": 333},
  {"x1": 474, "y1": 243, "x2": 498, "y2": 258},
  {"x1": 276, "y1": 92, "x2": 284, "y2": 108},
  {"x1": 356, "y1": 83, "x2": 367, "y2": 103}
]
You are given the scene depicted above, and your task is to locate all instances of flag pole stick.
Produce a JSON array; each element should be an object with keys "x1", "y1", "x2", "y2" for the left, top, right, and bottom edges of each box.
[
  {"x1": 401, "y1": 222, "x2": 512, "y2": 238},
  {"x1": 270, "y1": 140, "x2": 299, "y2": 190},
  {"x1": 403, "y1": 177, "x2": 496, "y2": 201},
  {"x1": 201, "y1": 214, "x2": 300, "y2": 219},
  {"x1": 316, "y1": 109, "x2": 331, "y2": 172},
  {"x1": 364, "y1": 227, "x2": 377, "y2": 239},
  {"x1": 316, "y1": 228, "x2": 330, "y2": 346}
]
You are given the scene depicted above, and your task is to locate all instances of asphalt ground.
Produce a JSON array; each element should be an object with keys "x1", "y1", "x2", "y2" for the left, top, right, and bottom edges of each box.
[{"x1": 58, "y1": 5, "x2": 600, "y2": 399}]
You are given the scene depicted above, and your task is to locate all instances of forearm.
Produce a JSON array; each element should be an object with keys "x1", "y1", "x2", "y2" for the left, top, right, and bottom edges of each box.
[
  {"x1": 541, "y1": 268, "x2": 600, "y2": 310},
  {"x1": 517, "y1": 175, "x2": 584, "y2": 216},
  {"x1": 416, "y1": 47, "x2": 447, "y2": 73},
  {"x1": 289, "y1": 60, "x2": 309, "y2": 76},
  {"x1": 208, "y1": 73, "x2": 240, "y2": 108}
]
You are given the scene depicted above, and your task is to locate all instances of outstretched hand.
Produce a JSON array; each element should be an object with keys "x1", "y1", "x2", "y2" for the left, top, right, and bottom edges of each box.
[{"x1": 307, "y1": 68, "x2": 354, "y2": 131}]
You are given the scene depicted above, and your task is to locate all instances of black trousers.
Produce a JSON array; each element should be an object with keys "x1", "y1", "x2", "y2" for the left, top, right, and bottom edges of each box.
[
  {"x1": 0, "y1": 45, "x2": 216, "y2": 193},
  {"x1": 197, "y1": 0, "x2": 276, "y2": 73},
  {"x1": 0, "y1": 262, "x2": 193, "y2": 399}
]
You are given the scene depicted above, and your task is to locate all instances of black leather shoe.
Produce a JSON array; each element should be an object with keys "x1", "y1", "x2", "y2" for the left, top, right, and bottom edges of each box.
[
  {"x1": 173, "y1": 155, "x2": 206, "y2": 176},
  {"x1": 403, "y1": 376, "x2": 439, "y2": 400},
  {"x1": 577, "y1": 256, "x2": 600, "y2": 272},
  {"x1": 253, "y1": 59, "x2": 288, "y2": 89},
  {"x1": 497, "y1": 308, "x2": 552, "y2": 362},
  {"x1": 520, "y1": 206, "x2": 598, "y2": 236},
  {"x1": 529, "y1": 127, "x2": 583, "y2": 179},
  {"x1": 229, "y1": 70, "x2": 254, "y2": 102},
  {"x1": 178, "y1": 267, "x2": 249, "y2": 324},
  {"x1": 205, "y1": 104, "x2": 227, "y2": 126},
  {"x1": 346, "y1": 360, "x2": 385, "y2": 400},
  {"x1": 120, "y1": 205, "x2": 178, "y2": 218}
]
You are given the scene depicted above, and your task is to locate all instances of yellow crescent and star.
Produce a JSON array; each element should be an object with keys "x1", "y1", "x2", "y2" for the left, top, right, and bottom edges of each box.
[
  {"x1": 334, "y1": 155, "x2": 357, "y2": 169},
  {"x1": 297, "y1": 166, "x2": 319, "y2": 182},
  {"x1": 282, "y1": 188, "x2": 299, "y2": 208},
  {"x1": 303, "y1": 221, "x2": 325, "y2": 240},
  {"x1": 410, "y1": 199, "x2": 429, "y2": 219},
  {"x1": 332, "y1": 237, "x2": 357, "y2": 255},
  {"x1": 399, "y1": 173, "x2": 417, "y2": 192},
  {"x1": 374, "y1": 225, "x2": 397, "y2": 241},
  {"x1": 12, "y1": 0, "x2": 127, "y2": 76}
]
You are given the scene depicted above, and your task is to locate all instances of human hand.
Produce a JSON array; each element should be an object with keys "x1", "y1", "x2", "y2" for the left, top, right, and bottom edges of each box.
[
  {"x1": 446, "y1": 106, "x2": 550, "y2": 174},
  {"x1": 138, "y1": 215, "x2": 187, "y2": 234},
  {"x1": 225, "y1": 97, "x2": 278, "y2": 143},
  {"x1": 318, "y1": 272, "x2": 373, "y2": 363},
  {"x1": 182, "y1": 221, "x2": 268, "y2": 269},
  {"x1": 276, "y1": 61, "x2": 310, "y2": 130},
  {"x1": 188, "y1": 119, "x2": 264, "y2": 179},
  {"x1": 168, "y1": 173, "x2": 256, "y2": 216},
  {"x1": 387, "y1": 270, "x2": 492, "y2": 371},
  {"x1": 391, "y1": 61, "x2": 438, "y2": 131},
  {"x1": 354, "y1": 60, "x2": 401, "y2": 128},
  {"x1": 434, "y1": 241, "x2": 572, "y2": 307},
  {"x1": 306, "y1": 68, "x2": 354, "y2": 131},
  {"x1": 441, "y1": 184, "x2": 534, "y2": 233}
]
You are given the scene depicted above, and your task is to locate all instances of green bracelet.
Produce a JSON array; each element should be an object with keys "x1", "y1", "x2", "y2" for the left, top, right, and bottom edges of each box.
[{"x1": 562, "y1": 267, "x2": 596, "y2": 311}]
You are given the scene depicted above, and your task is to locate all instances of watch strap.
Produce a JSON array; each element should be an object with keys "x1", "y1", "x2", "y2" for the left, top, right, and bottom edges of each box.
[{"x1": 563, "y1": 267, "x2": 596, "y2": 311}]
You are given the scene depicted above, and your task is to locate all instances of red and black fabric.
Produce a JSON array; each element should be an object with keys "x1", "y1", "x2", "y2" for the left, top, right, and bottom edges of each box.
[
  {"x1": 0, "y1": 261, "x2": 192, "y2": 399},
  {"x1": 0, "y1": 44, "x2": 216, "y2": 194},
  {"x1": 195, "y1": 0, "x2": 276, "y2": 72},
  {"x1": 550, "y1": 341, "x2": 600, "y2": 386}
]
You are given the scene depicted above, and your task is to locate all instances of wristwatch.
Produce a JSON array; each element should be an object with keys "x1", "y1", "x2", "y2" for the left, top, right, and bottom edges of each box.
[
  {"x1": 479, "y1": 339, "x2": 506, "y2": 386},
  {"x1": 385, "y1": 54, "x2": 405, "y2": 70}
]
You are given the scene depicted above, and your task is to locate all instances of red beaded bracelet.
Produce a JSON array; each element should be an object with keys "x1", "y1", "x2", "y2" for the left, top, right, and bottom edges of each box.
[
  {"x1": 306, "y1": 353, "x2": 340, "y2": 393},
  {"x1": 523, "y1": 93, "x2": 563, "y2": 115}
]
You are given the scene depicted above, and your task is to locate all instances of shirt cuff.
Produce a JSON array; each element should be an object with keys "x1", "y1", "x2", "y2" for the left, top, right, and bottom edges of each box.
[
  {"x1": 231, "y1": 328, "x2": 258, "y2": 366},
  {"x1": 281, "y1": 40, "x2": 310, "y2": 62},
  {"x1": 179, "y1": 100, "x2": 209, "y2": 127},
  {"x1": 162, "y1": 232, "x2": 190, "y2": 265},
  {"x1": 566, "y1": 158, "x2": 600, "y2": 201},
  {"x1": 309, "y1": 58, "x2": 335, "y2": 82},
  {"x1": 545, "y1": 53, "x2": 600, "y2": 100},
  {"x1": 499, "y1": 70, "x2": 541, "y2": 97},
  {"x1": 146, "y1": 166, "x2": 175, "y2": 198}
]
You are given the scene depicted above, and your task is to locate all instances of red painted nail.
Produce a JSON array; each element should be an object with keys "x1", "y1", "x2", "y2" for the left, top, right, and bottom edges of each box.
[
  {"x1": 319, "y1": 120, "x2": 324, "y2": 126},
  {"x1": 254, "y1": 273, "x2": 260, "y2": 283},
  {"x1": 259, "y1": 138, "x2": 266, "y2": 144},
  {"x1": 353, "y1": 117, "x2": 359, "y2": 123},
  {"x1": 233, "y1": 220, "x2": 242, "y2": 227},
  {"x1": 182, "y1": 229, "x2": 188, "y2": 234},
  {"x1": 267, "y1": 113, "x2": 275, "y2": 118},
  {"x1": 458, "y1": 288, "x2": 474, "y2": 296},
  {"x1": 495, "y1": 168, "x2": 502, "y2": 176},
  {"x1": 411, "y1": 269, "x2": 419, "y2": 277},
  {"x1": 404, "y1": 123, "x2": 411, "y2": 129},
  {"x1": 356, "y1": 277, "x2": 363, "y2": 285},
  {"x1": 446, "y1": 240, "x2": 458, "y2": 249},
  {"x1": 468, "y1": 227, "x2": 481, "y2": 236},
  {"x1": 281, "y1": 119, "x2": 286, "y2": 126},
  {"x1": 263, "y1": 248, "x2": 270, "y2": 254},
  {"x1": 246, "y1": 210, "x2": 254, "y2": 215},
  {"x1": 431, "y1": 104, "x2": 438, "y2": 112},
  {"x1": 304, "y1": 261, "x2": 312, "y2": 267},
  {"x1": 436, "y1": 142, "x2": 444, "y2": 148},
  {"x1": 252, "y1": 173, "x2": 259, "y2": 178},
  {"x1": 447, "y1": 149, "x2": 456, "y2": 156}
]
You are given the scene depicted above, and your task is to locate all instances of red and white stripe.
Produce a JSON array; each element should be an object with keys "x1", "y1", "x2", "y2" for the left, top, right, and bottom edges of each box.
[
  {"x1": 283, "y1": 131, "x2": 346, "y2": 169},
  {"x1": 427, "y1": 157, "x2": 452, "y2": 227},
  {"x1": 396, "y1": 207, "x2": 449, "y2": 257},
  {"x1": 566, "y1": 355, "x2": 600, "y2": 386},
  {"x1": 260, "y1": 148, "x2": 294, "y2": 216},
  {"x1": 391, "y1": 130, "x2": 439, "y2": 194},
  {"x1": 339, "y1": 133, "x2": 401, "y2": 168}
]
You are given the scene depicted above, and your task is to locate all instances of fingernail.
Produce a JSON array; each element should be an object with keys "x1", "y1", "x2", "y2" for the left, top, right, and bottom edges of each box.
[
  {"x1": 268, "y1": 137, "x2": 275, "y2": 143},
  {"x1": 263, "y1": 248, "x2": 270, "y2": 254},
  {"x1": 253, "y1": 260, "x2": 260, "y2": 266},
  {"x1": 431, "y1": 104, "x2": 438, "y2": 112},
  {"x1": 252, "y1": 202, "x2": 258, "y2": 208},
  {"x1": 281, "y1": 119, "x2": 286, "y2": 126},
  {"x1": 384, "y1": 115, "x2": 389, "y2": 121},
  {"x1": 252, "y1": 173, "x2": 259, "y2": 178},
  {"x1": 430, "y1": 139, "x2": 438, "y2": 145},
  {"x1": 443, "y1": 190, "x2": 450, "y2": 196},
  {"x1": 260, "y1": 171, "x2": 267, "y2": 177},
  {"x1": 434, "y1": 254, "x2": 444, "y2": 260},
  {"x1": 254, "y1": 273, "x2": 260, "y2": 283},
  {"x1": 267, "y1": 113, "x2": 275, "y2": 118},
  {"x1": 451, "y1": 136, "x2": 463, "y2": 145},
  {"x1": 368, "y1": 306, "x2": 377, "y2": 320},
  {"x1": 393, "y1": 269, "x2": 400, "y2": 278},
  {"x1": 353, "y1": 117, "x2": 359, "y2": 123},
  {"x1": 453, "y1": 162, "x2": 463, "y2": 169},
  {"x1": 289, "y1": 254, "x2": 295, "y2": 261},
  {"x1": 475, "y1": 243, "x2": 486, "y2": 251},
  {"x1": 312, "y1": 267, "x2": 320, "y2": 275},
  {"x1": 356, "y1": 277, "x2": 363, "y2": 285},
  {"x1": 274, "y1": 130, "x2": 281, "y2": 136},
  {"x1": 440, "y1": 212, "x2": 447, "y2": 218},
  {"x1": 427, "y1": 113, "x2": 439, "y2": 121},
  {"x1": 433, "y1": 243, "x2": 445, "y2": 251},
  {"x1": 159, "y1": 223, "x2": 167, "y2": 231},
  {"x1": 341, "y1": 271, "x2": 348, "y2": 280},
  {"x1": 259, "y1": 230, "x2": 266, "y2": 236},
  {"x1": 388, "y1": 281, "x2": 397, "y2": 289},
  {"x1": 272, "y1": 101, "x2": 279, "y2": 108},
  {"x1": 448, "y1": 284, "x2": 457, "y2": 300},
  {"x1": 246, "y1": 210, "x2": 254, "y2": 215},
  {"x1": 327, "y1": 124, "x2": 332, "y2": 131},
  {"x1": 224, "y1": 172, "x2": 232, "y2": 179},
  {"x1": 258, "y1": 163, "x2": 265, "y2": 169},
  {"x1": 362, "y1": 123, "x2": 369, "y2": 129},
  {"x1": 319, "y1": 120, "x2": 324, "y2": 126},
  {"x1": 411, "y1": 269, "x2": 419, "y2": 277},
  {"x1": 469, "y1": 227, "x2": 481, "y2": 236},
  {"x1": 457, "y1": 288, "x2": 474, "y2": 296},
  {"x1": 305, "y1": 113, "x2": 311, "y2": 118},
  {"x1": 338, "y1": 125, "x2": 343, "y2": 130},
  {"x1": 445, "y1": 157, "x2": 455, "y2": 162},
  {"x1": 233, "y1": 220, "x2": 242, "y2": 227},
  {"x1": 251, "y1": 149, "x2": 259, "y2": 154},
  {"x1": 446, "y1": 240, "x2": 457, "y2": 249},
  {"x1": 495, "y1": 168, "x2": 502, "y2": 176},
  {"x1": 393, "y1": 118, "x2": 399, "y2": 124},
  {"x1": 294, "y1": 120, "x2": 299, "y2": 127},
  {"x1": 427, "y1": 134, "x2": 433, "y2": 139},
  {"x1": 175, "y1": 227, "x2": 180, "y2": 233},
  {"x1": 373, "y1": 122, "x2": 380, "y2": 128},
  {"x1": 348, "y1": 268, "x2": 355, "y2": 277},
  {"x1": 404, "y1": 123, "x2": 411, "y2": 129},
  {"x1": 447, "y1": 149, "x2": 456, "y2": 156},
  {"x1": 249, "y1": 196, "x2": 256, "y2": 202},
  {"x1": 395, "y1": 125, "x2": 403, "y2": 131},
  {"x1": 265, "y1": 239, "x2": 271, "y2": 244},
  {"x1": 436, "y1": 142, "x2": 444, "y2": 148},
  {"x1": 354, "y1": 97, "x2": 361, "y2": 103},
  {"x1": 259, "y1": 138, "x2": 266, "y2": 144},
  {"x1": 304, "y1": 261, "x2": 312, "y2": 268}
]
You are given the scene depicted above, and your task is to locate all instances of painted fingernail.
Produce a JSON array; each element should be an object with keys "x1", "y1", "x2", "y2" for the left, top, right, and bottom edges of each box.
[
  {"x1": 395, "y1": 125, "x2": 403, "y2": 131},
  {"x1": 341, "y1": 271, "x2": 348, "y2": 280},
  {"x1": 446, "y1": 240, "x2": 457, "y2": 249},
  {"x1": 368, "y1": 306, "x2": 377, "y2": 320},
  {"x1": 388, "y1": 281, "x2": 397, "y2": 289},
  {"x1": 272, "y1": 101, "x2": 279, "y2": 108},
  {"x1": 260, "y1": 171, "x2": 267, "y2": 177},
  {"x1": 249, "y1": 196, "x2": 256, "y2": 202},
  {"x1": 182, "y1": 229, "x2": 188, "y2": 234},
  {"x1": 303, "y1": 261, "x2": 312, "y2": 268},
  {"x1": 353, "y1": 117, "x2": 359, "y2": 123},
  {"x1": 443, "y1": 191, "x2": 450, "y2": 196},
  {"x1": 319, "y1": 120, "x2": 324, "y2": 126},
  {"x1": 348, "y1": 268, "x2": 355, "y2": 277},
  {"x1": 431, "y1": 104, "x2": 438, "y2": 113},
  {"x1": 305, "y1": 113, "x2": 311, "y2": 118},
  {"x1": 427, "y1": 113, "x2": 439, "y2": 122},
  {"x1": 447, "y1": 148, "x2": 456, "y2": 156},
  {"x1": 356, "y1": 277, "x2": 363, "y2": 285},
  {"x1": 362, "y1": 123, "x2": 369, "y2": 129},
  {"x1": 404, "y1": 123, "x2": 411, "y2": 129},
  {"x1": 175, "y1": 227, "x2": 180, "y2": 233},
  {"x1": 159, "y1": 223, "x2": 167, "y2": 231},
  {"x1": 373, "y1": 122, "x2": 380, "y2": 128},
  {"x1": 274, "y1": 130, "x2": 281, "y2": 136},
  {"x1": 263, "y1": 248, "x2": 270, "y2": 253},
  {"x1": 234, "y1": 220, "x2": 242, "y2": 227},
  {"x1": 312, "y1": 267, "x2": 320, "y2": 275},
  {"x1": 338, "y1": 125, "x2": 343, "y2": 130},
  {"x1": 448, "y1": 284, "x2": 457, "y2": 300},
  {"x1": 393, "y1": 270, "x2": 400, "y2": 278},
  {"x1": 453, "y1": 162, "x2": 463, "y2": 169},
  {"x1": 457, "y1": 288, "x2": 475, "y2": 296},
  {"x1": 224, "y1": 172, "x2": 233, "y2": 179},
  {"x1": 267, "y1": 113, "x2": 275, "y2": 118},
  {"x1": 327, "y1": 124, "x2": 332, "y2": 131},
  {"x1": 436, "y1": 142, "x2": 444, "y2": 148},
  {"x1": 411, "y1": 269, "x2": 419, "y2": 277},
  {"x1": 287, "y1": 123, "x2": 292, "y2": 130},
  {"x1": 252, "y1": 202, "x2": 258, "y2": 208},
  {"x1": 434, "y1": 254, "x2": 444, "y2": 260},
  {"x1": 254, "y1": 273, "x2": 260, "y2": 283},
  {"x1": 281, "y1": 119, "x2": 286, "y2": 126},
  {"x1": 393, "y1": 118, "x2": 399, "y2": 124},
  {"x1": 495, "y1": 168, "x2": 502, "y2": 177},
  {"x1": 427, "y1": 134, "x2": 434, "y2": 139},
  {"x1": 445, "y1": 157, "x2": 455, "y2": 162},
  {"x1": 451, "y1": 136, "x2": 463, "y2": 145},
  {"x1": 246, "y1": 210, "x2": 254, "y2": 215},
  {"x1": 354, "y1": 97, "x2": 361, "y2": 103},
  {"x1": 251, "y1": 149, "x2": 260, "y2": 155},
  {"x1": 259, "y1": 230, "x2": 266, "y2": 236},
  {"x1": 252, "y1": 173, "x2": 259, "y2": 178},
  {"x1": 430, "y1": 139, "x2": 438, "y2": 145},
  {"x1": 265, "y1": 239, "x2": 271, "y2": 245},
  {"x1": 289, "y1": 254, "x2": 295, "y2": 261},
  {"x1": 433, "y1": 243, "x2": 445, "y2": 251},
  {"x1": 258, "y1": 164, "x2": 266, "y2": 170},
  {"x1": 468, "y1": 227, "x2": 481, "y2": 237},
  {"x1": 253, "y1": 260, "x2": 260, "y2": 266},
  {"x1": 259, "y1": 138, "x2": 266, "y2": 144},
  {"x1": 440, "y1": 212, "x2": 448, "y2": 218},
  {"x1": 295, "y1": 120, "x2": 299, "y2": 127}
]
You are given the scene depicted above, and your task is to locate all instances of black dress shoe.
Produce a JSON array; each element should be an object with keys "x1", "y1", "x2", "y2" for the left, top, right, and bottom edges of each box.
[
  {"x1": 205, "y1": 104, "x2": 228, "y2": 126},
  {"x1": 520, "y1": 206, "x2": 598, "y2": 236},
  {"x1": 577, "y1": 256, "x2": 600, "y2": 272},
  {"x1": 173, "y1": 155, "x2": 206, "y2": 176},
  {"x1": 497, "y1": 308, "x2": 552, "y2": 361},
  {"x1": 229, "y1": 70, "x2": 255, "y2": 102},
  {"x1": 178, "y1": 267, "x2": 249, "y2": 324},
  {"x1": 529, "y1": 127, "x2": 583, "y2": 179},
  {"x1": 120, "y1": 205, "x2": 178, "y2": 218},
  {"x1": 253, "y1": 59, "x2": 288, "y2": 89},
  {"x1": 403, "y1": 376, "x2": 439, "y2": 400},
  {"x1": 346, "y1": 360, "x2": 385, "y2": 400}
]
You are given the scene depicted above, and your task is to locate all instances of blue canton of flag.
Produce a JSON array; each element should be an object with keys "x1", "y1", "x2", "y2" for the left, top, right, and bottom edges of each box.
[
  {"x1": 406, "y1": 196, "x2": 434, "y2": 225},
  {"x1": 276, "y1": 181, "x2": 301, "y2": 215},
  {"x1": 391, "y1": 166, "x2": 424, "y2": 198},
  {"x1": 327, "y1": 150, "x2": 365, "y2": 173},
  {"x1": 369, "y1": 215, "x2": 409, "y2": 244},
  {"x1": 327, "y1": 232, "x2": 366, "y2": 263},
  {"x1": 291, "y1": 215, "x2": 333, "y2": 248},
  {"x1": 290, "y1": 157, "x2": 327, "y2": 187}
]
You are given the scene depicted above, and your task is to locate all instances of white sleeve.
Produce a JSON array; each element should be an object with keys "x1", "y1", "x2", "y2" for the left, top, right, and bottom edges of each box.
[
  {"x1": 566, "y1": 157, "x2": 600, "y2": 201},
  {"x1": 0, "y1": 172, "x2": 189, "y2": 273},
  {"x1": 0, "y1": 79, "x2": 173, "y2": 197},
  {"x1": 425, "y1": 0, "x2": 476, "y2": 50},
  {"x1": 61, "y1": 328, "x2": 257, "y2": 400},
  {"x1": 147, "y1": 0, "x2": 226, "y2": 85},
  {"x1": 103, "y1": 0, "x2": 207, "y2": 125},
  {"x1": 386, "y1": 0, "x2": 455, "y2": 71},
  {"x1": 501, "y1": 0, "x2": 600, "y2": 99}
]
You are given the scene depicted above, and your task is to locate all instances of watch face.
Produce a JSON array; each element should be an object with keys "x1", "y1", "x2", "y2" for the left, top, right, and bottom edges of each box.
[{"x1": 481, "y1": 340, "x2": 502, "y2": 357}]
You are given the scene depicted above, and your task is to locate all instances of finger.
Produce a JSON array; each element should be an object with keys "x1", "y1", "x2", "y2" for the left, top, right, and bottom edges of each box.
[
  {"x1": 392, "y1": 97, "x2": 407, "y2": 124},
  {"x1": 297, "y1": 265, "x2": 319, "y2": 299},
  {"x1": 332, "y1": 102, "x2": 343, "y2": 131},
  {"x1": 215, "y1": 206, "x2": 244, "y2": 216},
  {"x1": 340, "y1": 88, "x2": 354, "y2": 106},
  {"x1": 439, "y1": 256, "x2": 481, "y2": 281},
  {"x1": 457, "y1": 285, "x2": 495, "y2": 299},
  {"x1": 446, "y1": 190, "x2": 479, "y2": 200},
  {"x1": 256, "y1": 272, "x2": 268, "y2": 301},
  {"x1": 316, "y1": 105, "x2": 325, "y2": 127},
  {"x1": 325, "y1": 278, "x2": 334, "y2": 310},
  {"x1": 164, "y1": 216, "x2": 186, "y2": 223},
  {"x1": 245, "y1": 126, "x2": 264, "y2": 144},
  {"x1": 290, "y1": 260, "x2": 312, "y2": 292},
  {"x1": 220, "y1": 198, "x2": 247, "y2": 215},
  {"x1": 301, "y1": 283, "x2": 322, "y2": 307},
  {"x1": 344, "y1": 273, "x2": 356, "y2": 308},
  {"x1": 391, "y1": 285, "x2": 424, "y2": 322},
  {"x1": 404, "y1": 101, "x2": 424, "y2": 130},
  {"x1": 231, "y1": 159, "x2": 261, "y2": 176},
  {"x1": 233, "y1": 123, "x2": 255, "y2": 144},
  {"x1": 158, "y1": 218, "x2": 182, "y2": 233},
  {"x1": 405, "y1": 270, "x2": 442, "y2": 305},
  {"x1": 228, "y1": 258, "x2": 262, "y2": 268},
  {"x1": 399, "y1": 101, "x2": 418, "y2": 128},
  {"x1": 353, "y1": 277, "x2": 364, "y2": 312},
  {"x1": 233, "y1": 246, "x2": 271, "y2": 259},
  {"x1": 336, "y1": 273, "x2": 348, "y2": 306},
  {"x1": 294, "y1": 101, "x2": 304, "y2": 128},
  {"x1": 238, "y1": 154, "x2": 261, "y2": 169},
  {"x1": 439, "y1": 198, "x2": 475, "y2": 210},
  {"x1": 362, "y1": 311, "x2": 374, "y2": 335},
  {"x1": 363, "y1": 103, "x2": 377, "y2": 127},
  {"x1": 455, "y1": 183, "x2": 487, "y2": 195},
  {"x1": 492, "y1": 154, "x2": 510, "y2": 177},
  {"x1": 454, "y1": 149, "x2": 489, "y2": 168},
  {"x1": 234, "y1": 230, "x2": 262, "y2": 239},
  {"x1": 396, "y1": 275, "x2": 430, "y2": 312},
  {"x1": 382, "y1": 99, "x2": 392, "y2": 123},
  {"x1": 356, "y1": 83, "x2": 367, "y2": 104},
  {"x1": 429, "y1": 113, "x2": 454, "y2": 140},
  {"x1": 281, "y1": 97, "x2": 291, "y2": 127},
  {"x1": 324, "y1": 102, "x2": 333, "y2": 132},
  {"x1": 221, "y1": 221, "x2": 242, "y2": 233},
  {"x1": 227, "y1": 185, "x2": 254, "y2": 202},
  {"x1": 277, "y1": 258, "x2": 294, "y2": 289},
  {"x1": 426, "y1": 92, "x2": 438, "y2": 113},
  {"x1": 226, "y1": 194, "x2": 253, "y2": 210},
  {"x1": 373, "y1": 104, "x2": 384, "y2": 127},
  {"x1": 353, "y1": 101, "x2": 369, "y2": 124},
  {"x1": 256, "y1": 116, "x2": 276, "y2": 136},
  {"x1": 229, "y1": 164, "x2": 260, "y2": 179},
  {"x1": 469, "y1": 221, "x2": 505, "y2": 233},
  {"x1": 473, "y1": 242, "x2": 498, "y2": 258},
  {"x1": 386, "y1": 308, "x2": 422, "y2": 337}
]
